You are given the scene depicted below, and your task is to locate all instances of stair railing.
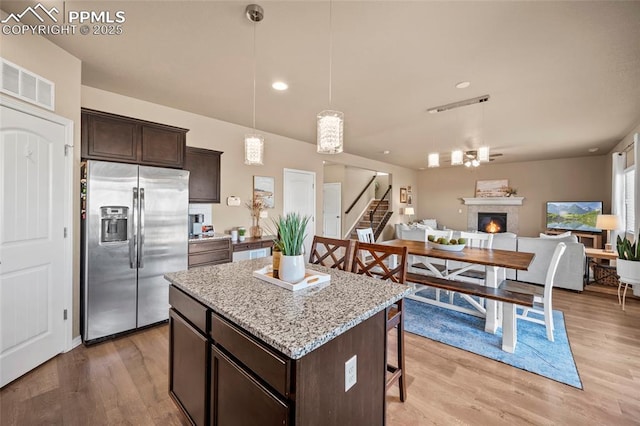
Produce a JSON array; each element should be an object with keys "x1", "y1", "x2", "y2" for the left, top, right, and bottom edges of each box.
[
  {"x1": 345, "y1": 175, "x2": 377, "y2": 215},
  {"x1": 369, "y1": 185, "x2": 392, "y2": 228}
]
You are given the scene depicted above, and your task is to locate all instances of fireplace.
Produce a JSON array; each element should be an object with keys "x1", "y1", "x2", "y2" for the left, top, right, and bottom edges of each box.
[{"x1": 478, "y1": 212, "x2": 507, "y2": 233}]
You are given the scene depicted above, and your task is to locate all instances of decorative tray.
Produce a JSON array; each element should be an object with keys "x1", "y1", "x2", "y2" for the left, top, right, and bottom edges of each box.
[
  {"x1": 428, "y1": 241, "x2": 466, "y2": 252},
  {"x1": 253, "y1": 266, "x2": 331, "y2": 291}
]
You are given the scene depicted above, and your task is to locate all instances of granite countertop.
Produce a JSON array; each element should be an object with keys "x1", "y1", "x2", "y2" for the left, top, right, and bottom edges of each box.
[
  {"x1": 188, "y1": 233, "x2": 231, "y2": 242},
  {"x1": 164, "y1": 258, "x2": 413, "y2": 359}
]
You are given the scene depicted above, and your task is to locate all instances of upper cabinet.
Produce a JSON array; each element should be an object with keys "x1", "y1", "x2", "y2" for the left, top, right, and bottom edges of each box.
[
  {"x1": 184, "y1": 147, "x2": 223, "y2": 203},
  {"x1": 81, "y1": 109, "x2": 188, "y2": 168}
]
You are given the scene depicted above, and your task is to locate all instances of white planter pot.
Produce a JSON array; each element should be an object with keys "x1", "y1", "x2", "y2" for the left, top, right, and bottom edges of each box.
[
  {"x1": 279, "y1": 254, "x2": 305, "y2": 283},
  {"x1": 616, "y1": 259, "x2": 640, "y2": 296},
  {"x1": 239, "y1": 235, "x2": 245, "y2": 242}
]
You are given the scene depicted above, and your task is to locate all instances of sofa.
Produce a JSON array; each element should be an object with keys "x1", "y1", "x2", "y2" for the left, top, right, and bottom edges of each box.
[{"x1": 393, "y1": 224, "x2": 585, "y2": 291}]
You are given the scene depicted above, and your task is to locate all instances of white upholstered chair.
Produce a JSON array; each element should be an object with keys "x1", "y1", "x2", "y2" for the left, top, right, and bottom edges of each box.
[{"x1": 501, "y1": 242, "x2": 566, "y2": 341}]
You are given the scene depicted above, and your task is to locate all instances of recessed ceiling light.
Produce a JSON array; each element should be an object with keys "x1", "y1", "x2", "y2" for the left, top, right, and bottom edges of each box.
[
  {"x1": 382, "y1": 150, "x2": 390, "y2": 154},
  {"x1": 272, "y1": 81, "x2": 288, "y2": 91},
  {"x1": 588, "y1": 147, "x2": 599, "y2": 153},
  {"x1": 455, "y1": 81, "x2": 471, "y2": 89}
]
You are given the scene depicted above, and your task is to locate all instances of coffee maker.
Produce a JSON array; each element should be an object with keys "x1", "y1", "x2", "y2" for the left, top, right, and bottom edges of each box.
[{"x1": 189, "y1": 214, "x2": 204, "y2": 236}]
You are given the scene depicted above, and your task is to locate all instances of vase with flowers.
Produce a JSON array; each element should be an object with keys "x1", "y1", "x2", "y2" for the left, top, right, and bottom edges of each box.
[{"x1": 246, "y1": 198, "x2": 266, "y2": 238}]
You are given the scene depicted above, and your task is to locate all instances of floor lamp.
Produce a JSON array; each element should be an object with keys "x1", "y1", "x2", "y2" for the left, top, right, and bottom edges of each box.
[{"x1": 596, "y1": 214, "x2": 619, "y2": 252}]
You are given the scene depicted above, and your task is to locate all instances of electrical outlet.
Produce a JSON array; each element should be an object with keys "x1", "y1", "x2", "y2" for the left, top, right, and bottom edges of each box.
[{"x1": 345, "y1": 355, "x2": 357, "y2": 392}]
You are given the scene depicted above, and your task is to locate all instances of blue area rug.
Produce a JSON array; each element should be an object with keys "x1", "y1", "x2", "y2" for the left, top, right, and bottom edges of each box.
[{"x1": 404, "y1": 289, "x2": 583, "y2": 389}]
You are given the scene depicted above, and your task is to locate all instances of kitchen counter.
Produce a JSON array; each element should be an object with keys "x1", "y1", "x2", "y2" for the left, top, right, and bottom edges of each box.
[
  {"x1": 188, "y1": 232, "x2": 231, "y2": 243},
  {"x1": 165, "y1": 258, "x2": 411, "y2": 425},
  {"x1": 165, "y1": 257, "x2": 411, "y2": 359}
]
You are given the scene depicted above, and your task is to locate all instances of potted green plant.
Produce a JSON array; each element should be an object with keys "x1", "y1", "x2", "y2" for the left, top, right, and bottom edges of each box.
[
  {"x1": 273, "y1": 213, "x2": 310, "y2": 283},
  {"x1": 238, "y1": 227, "x2": 246, "y2": 242},
  {"x1": 616, "y1": 232, "x2": 640, "y2": 294}
]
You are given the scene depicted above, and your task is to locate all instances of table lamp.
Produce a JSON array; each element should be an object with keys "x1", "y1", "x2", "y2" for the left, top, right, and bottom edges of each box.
[
  {"x1": 404, "y1": 207, "x2": 415, "y2": 224},
  {"x1": 595, "y1": 214, "x2": 620, "y2": 252}
]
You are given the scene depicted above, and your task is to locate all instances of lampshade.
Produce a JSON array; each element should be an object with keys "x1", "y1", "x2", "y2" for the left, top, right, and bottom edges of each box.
[
  {"x1": 595, "y1": 214, "x2": 619, "y2": 231},
  {"x1": 451, "y1": 150, "x2": 463, "y2": 166},
  {"x1": 478, "y1": 146, "x2": 490, "y2": 162},
  {"x1": 427, "y1": 153, "x2": 440, "y2": 168},
  {"x1": 404, "y1": 207, "x2": 415, "y2": 215},
  {"x1": 244, "y1": 134, "x2": 264, "y2": 165},
  {"x1": 317, "y1": 110, "x2": 344, "y2": 154}
]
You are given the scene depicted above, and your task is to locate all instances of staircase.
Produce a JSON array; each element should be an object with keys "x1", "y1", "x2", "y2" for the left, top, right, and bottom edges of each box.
[{"x1": 349, "y1": 199, "x2": 393, "y2": 241}]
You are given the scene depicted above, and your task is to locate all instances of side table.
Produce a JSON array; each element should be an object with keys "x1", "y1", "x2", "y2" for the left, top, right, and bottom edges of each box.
[{"x1": 584, "y1": 248, "x2": 618, "y2": 286}]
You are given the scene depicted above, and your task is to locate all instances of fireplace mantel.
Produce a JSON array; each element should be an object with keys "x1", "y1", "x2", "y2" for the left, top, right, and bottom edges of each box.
[{"x1": 462, "y1": 197, "x2": 524, "y2": 206}]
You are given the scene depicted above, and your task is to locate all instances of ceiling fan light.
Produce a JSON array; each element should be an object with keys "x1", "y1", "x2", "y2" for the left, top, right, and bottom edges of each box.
[
  {"x1": 478, "y1": 146, "x2": 490, "y2": 162},
  {"x1": 244, "y1": 134, "x2": 264, "y2": 165},
  {"x1": 451, "y1": 150, "x2": 463, "y2": 165},
  {"x1": 428, "y1": 153, "x2": 440, "y2": 168},
  {"x1": 317, "y1": 110, "x2": 344, "y2": 154},
  {"x1": 472, "y1": 158, "x2": 480, "y2": 167}
]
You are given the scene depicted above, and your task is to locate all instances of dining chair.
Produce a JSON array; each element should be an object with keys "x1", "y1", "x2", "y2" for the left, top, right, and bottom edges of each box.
[
  {"x1": 410, "y1": 229, "x2": 454, "y2": 276},
  {"x1": 448, "y1": 231, "x2": 495, "y2": 283},
  {"x1": 500, "y1": 242, "x2": 566, "y2": 341},
  {"x1": 351, "y1": 241, "x2": 409, "y2": 402},
  {"x1": 356, "y1": 227, "x2": 375, "y2": 243},
  {"x1": 308, "y1": 236, "x2": 354, "y2": 271}
]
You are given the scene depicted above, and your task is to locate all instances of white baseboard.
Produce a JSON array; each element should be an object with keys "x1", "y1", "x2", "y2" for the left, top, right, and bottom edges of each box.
[{"x1": 68, "y1": 335, "x2": 82, "y2": 351}]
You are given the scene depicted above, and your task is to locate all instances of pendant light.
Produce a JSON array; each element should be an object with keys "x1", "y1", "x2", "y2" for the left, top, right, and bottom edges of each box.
[
  {"x1": 244, "y1": 4, "x2": 264, "y2": 165},
  {"x1": 317, "y1": 0, "x2": 344, "y2": 154}
]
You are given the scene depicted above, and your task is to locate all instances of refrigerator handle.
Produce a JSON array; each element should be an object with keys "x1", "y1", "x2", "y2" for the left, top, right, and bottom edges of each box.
[
  {"x1": 130, "y1": 187, "x2": 138, "y2": 269},
  {"x1": 138, "y1": 188, "x2": 145, "y2": 268}
]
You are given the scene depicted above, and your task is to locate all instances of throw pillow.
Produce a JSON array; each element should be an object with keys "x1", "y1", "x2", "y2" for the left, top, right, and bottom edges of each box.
[{"x1": 421, "y1": 219, "x2": 438, "y2": 229}]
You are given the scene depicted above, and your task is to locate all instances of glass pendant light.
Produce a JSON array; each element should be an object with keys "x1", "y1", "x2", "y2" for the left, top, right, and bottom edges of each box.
[
  {"x1": 317, "y1": 0, "x2": 344, "y2": 154},
  {"x1": 245, "y1": 4, "x2": 264, "y2": 165}
]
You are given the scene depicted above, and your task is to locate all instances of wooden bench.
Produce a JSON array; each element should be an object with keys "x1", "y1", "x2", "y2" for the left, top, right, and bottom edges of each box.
[{"x1": 406, "y1": 273, "x2": 535, "y2": 353}]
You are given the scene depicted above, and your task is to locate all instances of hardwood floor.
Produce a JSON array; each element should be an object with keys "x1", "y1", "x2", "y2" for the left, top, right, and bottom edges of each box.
[{"x1": 1, "y1": 289, "x2": 639, "y2": 425}]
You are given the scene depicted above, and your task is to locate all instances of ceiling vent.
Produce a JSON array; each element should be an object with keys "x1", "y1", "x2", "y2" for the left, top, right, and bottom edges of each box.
[
  {"x1": 427, "y1": 94, "x2": 490, "y2": 114},
  {"x1": 1, "y1": 57, "x2": 54, "y2": 111}
]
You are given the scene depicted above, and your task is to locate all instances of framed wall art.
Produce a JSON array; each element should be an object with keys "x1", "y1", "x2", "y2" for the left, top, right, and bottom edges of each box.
[
  {"x1": 475, "y1": 179, "x2": 509, "y2": 198},
  {"x1": 400, "y1": 187, "x2": 408, "y2": 203},
  {"x1": 254, "y1": 176, "x2": 275, "y2": 208}
]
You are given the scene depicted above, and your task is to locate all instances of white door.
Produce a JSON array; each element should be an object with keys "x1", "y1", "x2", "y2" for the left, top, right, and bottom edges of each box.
[
  {"x1": 283, "y1": 169, "x2": 316, "y2": 257},
  {"x1": 0, "y1": 103, "x2": 67, "y2": 387},
  {"x1": 323, "y1": 183, "x2": 341, "y2": 238}
]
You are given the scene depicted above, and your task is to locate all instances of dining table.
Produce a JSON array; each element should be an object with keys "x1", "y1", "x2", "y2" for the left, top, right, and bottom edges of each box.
[{"x1": 381, "y1": 239, "x2": 536, "y2": 335}]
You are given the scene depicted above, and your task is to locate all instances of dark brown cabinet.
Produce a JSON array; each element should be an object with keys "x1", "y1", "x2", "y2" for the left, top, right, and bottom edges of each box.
[
  {"x1": 169, "y1": 309, "x2": 208, "y2": 426},
  {"x1": 211, "y1": 345, "x2": 290, "y2": 426},
  {"x1": 184, "y1": 147, "x2": 222, "y2": 203},
  {"x1": 81, "y1": 109, "x2": 187, "y2": 168},
  {"x1": 188, "y1": 239, "x2": 232, "y2": 268}
]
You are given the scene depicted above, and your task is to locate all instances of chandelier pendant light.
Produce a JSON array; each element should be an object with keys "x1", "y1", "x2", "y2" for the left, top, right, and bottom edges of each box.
[
  {"x1": 317, "y1": 0, "x2": 344, "y2": 154},
  {"x1": 244, "y1": 4, "x2": 264, "y2": 165}
]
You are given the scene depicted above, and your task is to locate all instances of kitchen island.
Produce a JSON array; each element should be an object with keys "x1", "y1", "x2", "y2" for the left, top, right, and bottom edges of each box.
[{"x1": 164, "y1": 257, "x2": 412, "y2": 426}]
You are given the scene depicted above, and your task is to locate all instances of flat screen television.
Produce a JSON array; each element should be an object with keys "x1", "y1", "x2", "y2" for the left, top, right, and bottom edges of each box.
[{"x1": 546, "y1": 201, "x2": 603, "y2": 233}]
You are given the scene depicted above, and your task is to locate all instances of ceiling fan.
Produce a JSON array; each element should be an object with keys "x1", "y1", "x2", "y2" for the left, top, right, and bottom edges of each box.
[{"x1": 462, "y1": 150, "x2": 502, "y2": 167}]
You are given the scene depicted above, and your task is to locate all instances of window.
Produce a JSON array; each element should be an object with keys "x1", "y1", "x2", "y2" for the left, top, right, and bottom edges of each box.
[{"x1": 624, "y1": 166, "x2": 635, "y2": 235}]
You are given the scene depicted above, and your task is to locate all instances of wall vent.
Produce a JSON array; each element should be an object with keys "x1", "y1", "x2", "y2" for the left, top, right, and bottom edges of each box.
[{"x1": 0, "y1": 57, "x2": 54, "y2": 111}]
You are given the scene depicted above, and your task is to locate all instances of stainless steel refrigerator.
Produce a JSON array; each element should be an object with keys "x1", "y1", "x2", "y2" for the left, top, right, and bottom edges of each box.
[{"x1": 82, "y1": 160, "x2": 189, "y2": 343}]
